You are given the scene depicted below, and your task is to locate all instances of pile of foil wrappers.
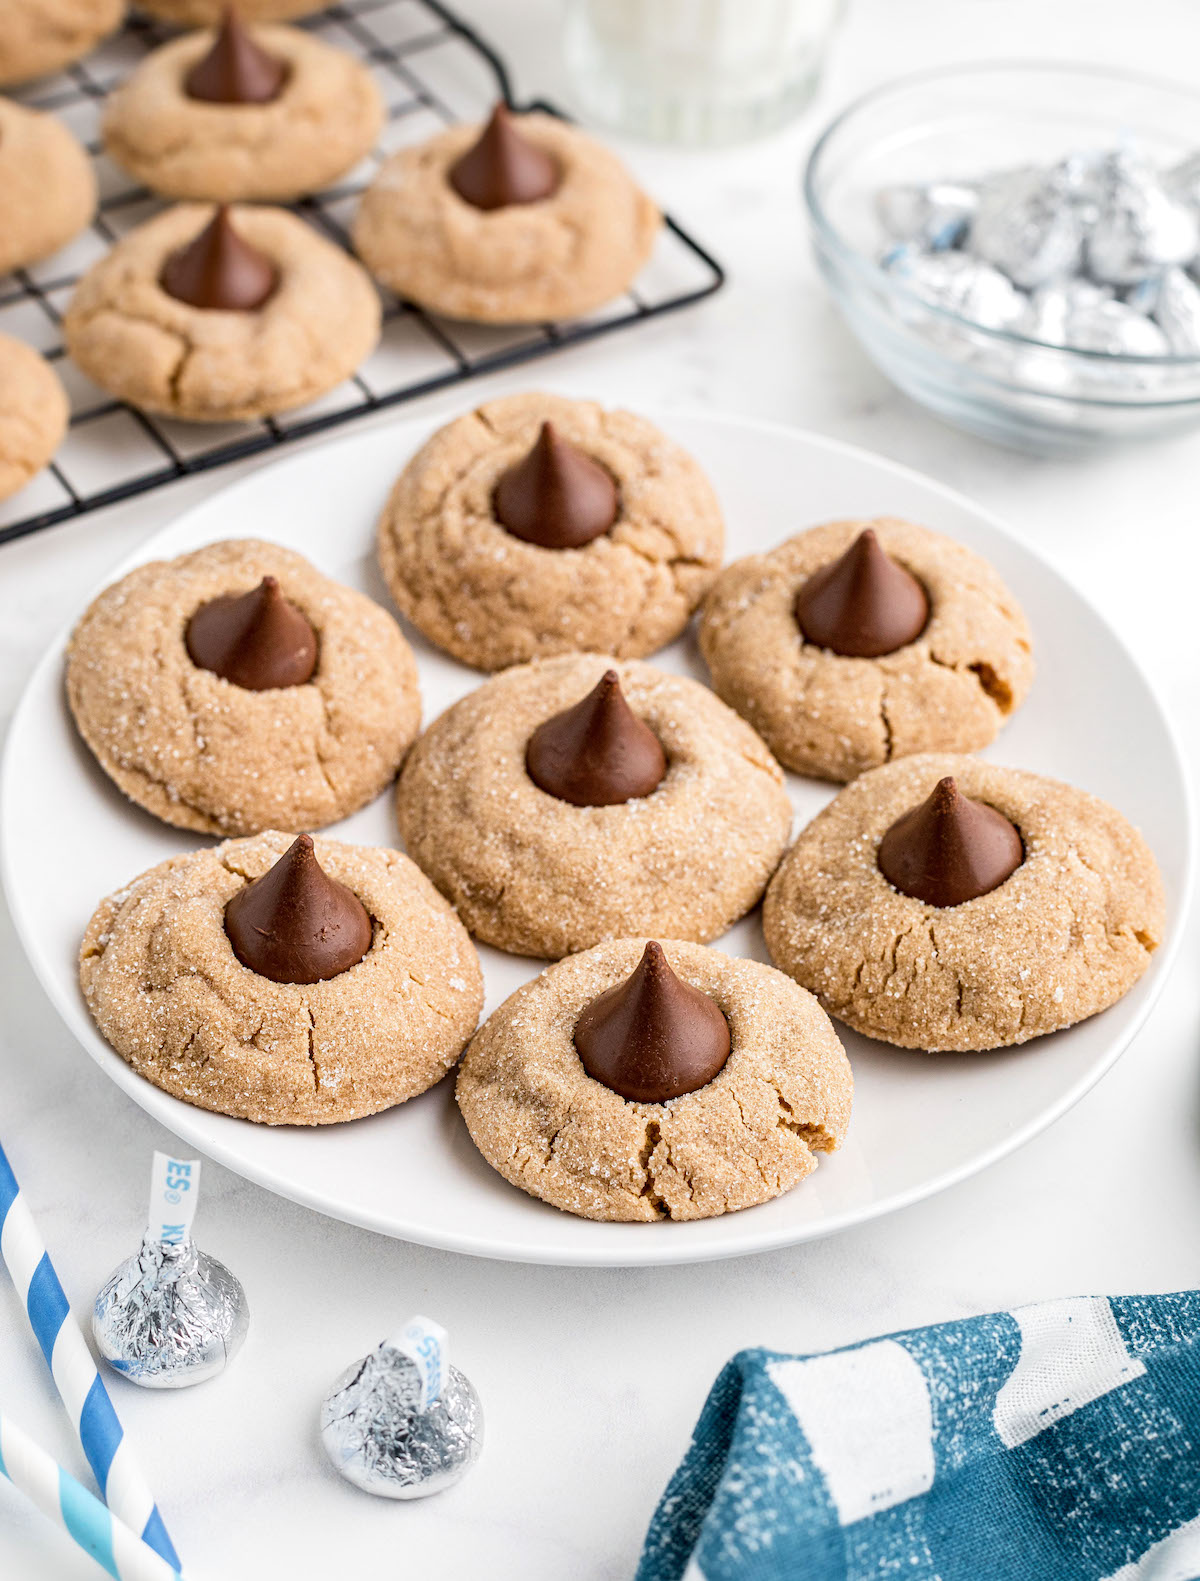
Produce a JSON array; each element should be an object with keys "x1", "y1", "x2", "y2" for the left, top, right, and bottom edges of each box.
[{"x1": 877, "y1": 148, "x2": 1200, "y2": 393}]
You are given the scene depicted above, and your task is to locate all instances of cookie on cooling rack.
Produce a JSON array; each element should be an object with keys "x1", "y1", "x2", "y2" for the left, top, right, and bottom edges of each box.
[
  {"x1": 699, "y1": 517, "x2": 1035, "y2": 782},
  {"x1": 0, "y1": 335, "x2": 67, "y2": 502},
  {"x1": 0, "y1": 0, "x2": 123, "y2": 85},
  {"x1": 762, "y1": 753, "x2": 1165, "y2": 1052},
  {"x1": 81, "y1": 830, "x2": 484, "y2": 1125},
  {"x1": 395, "y1": 653, "x2": 793, "y2": 959},
  {"x1": 457, "y1": 937, "x2": 852, "y2": 1222},
  {"x1": 63, "y1": 202, "x2": 380, "y2": 421},
  {"x1": 66, "y1": 538, "x2": 421, "y2": 835},
  {"x1": 102, "y1": 15, "x2": 383, "y2": 202},
  {"x1": 353, "y1": 103, "x2": 660, "y2": 323},
  {"x1": 0, "y1": 98, "x2": 96, "y2": 274},
  {"x1": 376, "y1": 392, "x2": 725, "y2": 671}
]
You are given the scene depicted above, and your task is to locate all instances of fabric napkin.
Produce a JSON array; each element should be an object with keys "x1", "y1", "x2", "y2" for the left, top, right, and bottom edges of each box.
[{"x1": 637, "y1": 1292, "x2": 1200, "y2": 1581}]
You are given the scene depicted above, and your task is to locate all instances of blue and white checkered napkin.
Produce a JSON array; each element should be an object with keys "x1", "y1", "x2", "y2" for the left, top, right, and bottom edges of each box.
[{"x1": 638, "y1": 1292, "x2": 1200, "y2": 1581}]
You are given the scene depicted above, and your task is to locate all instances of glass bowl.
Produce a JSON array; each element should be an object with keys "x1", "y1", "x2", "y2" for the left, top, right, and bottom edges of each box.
[{"x1": 803, "y1": 63, "x2": 1200, "y2": 454}]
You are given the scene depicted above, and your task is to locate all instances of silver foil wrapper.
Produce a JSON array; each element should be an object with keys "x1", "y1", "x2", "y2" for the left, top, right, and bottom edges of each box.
[
  {"x1": 1018, "y1": 280, "x2": 1113, "y2": 347},
  {"x1": 876, "y1": 181, "x2": 978, "y2": 251},
  {"x1": 1128, "y1": 267, "x2": 1200, "y2": 354},
  {"x1": 321, "y1": 1344, "x2": 483, "y2": 1499},
  {"x1": 883, "y1": 245, "x2": 1025, "y2": 329},
  {"x1": 970, "y1": 164, "x2": 1085, "y2": 289},
  {"x1": 92, "y1": 1237, "x2": 249, "y2": 1389},
  {"x1": 1062, "y1": 297, "x2": 1169, "y2": 357},
  {"x1": 1087, "y1": 154, "x2": 1199, "y2": 285}
]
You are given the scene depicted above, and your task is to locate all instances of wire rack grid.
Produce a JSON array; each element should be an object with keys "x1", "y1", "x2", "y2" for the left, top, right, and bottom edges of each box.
[{"x1": 0, "y1": 0, "x2": 724, "y2": 547}]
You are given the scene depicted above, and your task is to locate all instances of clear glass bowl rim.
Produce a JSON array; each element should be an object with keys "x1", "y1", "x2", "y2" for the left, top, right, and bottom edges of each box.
[{"x1": 802, "y1": 59, "x2": 1200, "y2": 368}]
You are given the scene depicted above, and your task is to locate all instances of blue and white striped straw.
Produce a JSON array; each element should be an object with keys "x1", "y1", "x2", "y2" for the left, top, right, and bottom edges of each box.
[
  {"x1": 0, "y1": 1409, "x2": 182, "y2": 1581},
  {"x1": 0, "y1": 1141, "x2": 180, "y2": 1570}
]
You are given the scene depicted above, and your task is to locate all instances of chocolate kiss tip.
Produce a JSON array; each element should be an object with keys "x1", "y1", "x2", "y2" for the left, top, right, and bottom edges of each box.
[
  {"x1": 448, "y1": 101, "x2": 559, "y2": 211},
  {"x1": 224, "y1": 833, "x2": 372, "y2": 984},
  {"x1": 493, "y1": 421, "x2": 618, "y2": 549},
  {"x1": 795, "y1": 526, "x2": 929, "y2": 658},
  {"x1": 186, "y1": 573, "x2": 318, "y2": 690},
  {"x1": 160, "y1": 205, "x2": 279, "y2": 312},
  {"x1": 878, "y1": 774, "x2": 1024, "y2": 908},
  {"x1": 185, "y1": 9, "x2": 288, "y2": 104},
  {"x1": 525, "y1": 668, "x2": 666, "y2": 807},
  {"x1": 574, "y1": 940, "x2": 731, "y2": 1104}
]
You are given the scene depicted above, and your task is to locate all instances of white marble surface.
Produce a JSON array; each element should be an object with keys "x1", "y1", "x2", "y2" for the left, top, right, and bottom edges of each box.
[{"x1": 3, "y1": 1, "x2": 1200, "y2": 1576}]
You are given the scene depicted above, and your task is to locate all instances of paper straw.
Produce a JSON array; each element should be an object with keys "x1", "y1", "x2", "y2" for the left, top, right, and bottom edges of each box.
[
  {"x1": 0, "y1": 1408, "x2": 182, "y2": 1581},
  {"x1": 0, "y1": 1141, "x2": 180, "y2": 1569}
]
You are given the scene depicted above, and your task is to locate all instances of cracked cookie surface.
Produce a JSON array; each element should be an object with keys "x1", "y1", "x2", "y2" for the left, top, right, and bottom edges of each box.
[
  {"x1": 396, "y1": 653, "x2": 794, "y2": 959},
  {"x1": 763, "y1": 753, "x2": 1165, "y2": 1052},
  {"x1": 62, "y1": 203, "x2": 380, "y2": 421},
  {"x1": 66, "y1": 539, "x2": 421, "y2": 836},
  {"x1": 0, "y1": 0, "x2": 122, "y2": 85},
  {"x1": 377, "y1": 392, "x2": 725, "y2": 671},
  {"x1": 0, "y1": 97, "x2": 96, "y2": 272},
  {"x1": 102, "y1": 24, "x2": 383, "y2": 202},
  {"x1": 699, "y1": 518, "x2": 1035, "y2": 783},
  {"x1": 80, "y1": 830, "x2": 484, "y2": 1124},
  {"x1": 0, "y1": 334, "x2": 67, "y2": 501},
  {"x1": 456, "y1": 938, "x2": 852, "y2": 1222},
  {"x1": 353, "y1": 112, "x2": 660, "y2": 323}
]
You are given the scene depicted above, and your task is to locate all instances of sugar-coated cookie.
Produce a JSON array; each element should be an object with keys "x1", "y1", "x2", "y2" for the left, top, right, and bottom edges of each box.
[
  {"x1": 354, "y1": 107, "x2": 659, "y2": 323},
  {"x1": 457, "y1": 937, "x2": 852, "y2": 1222},
  {"x1": 0, "y1": 334, "x2": 67, "y2": 500},
  {"x1": 0, "y1": 0, "x2": 123, "y2": 85},
  {"x1": 81, "y1": 831, "x2": 484, "y2": 1125},
  {"x1": 377, "y1": 393, "x2": 724, "y2": 672},
  {"x1": 102, "y1": 20, "x2": 382, "y2": 201},
  {"x1": 63, "y1": 203, "x2": 380, "y2": 421},
  {"x1": 763, "y1": 753, "x2": 1165, "y2": 1051},
  {"x1": 396, "y1": 653, "x2": 793, "y2": 959},
  {"x1": 66, "y1": 539, "x2": 421, "y2": 835},
  {"x1": 700, "y1": 517, "x2": 1034, "y2": 782},
  {"x1": 0, "y1": 97, "x2": 96, "y2": 273}
]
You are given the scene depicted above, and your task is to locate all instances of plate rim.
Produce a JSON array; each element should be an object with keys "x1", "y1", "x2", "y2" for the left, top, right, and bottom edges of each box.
[{"x1": 3, "y1": 404, "x2": 1193, "y2": 1266}]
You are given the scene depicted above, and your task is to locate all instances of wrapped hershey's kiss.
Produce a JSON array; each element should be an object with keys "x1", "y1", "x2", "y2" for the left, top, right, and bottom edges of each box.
[
  {"x1": 93, "y1": 1152, "x2": 248, "y2": 1389},
  {"x1": 969, "y1": 164, "x2": 1085, "y2": 289},
  {"x1": 876, "y1": 180, "x2": 978, "y2": 251},
  {"x1": 321, "y1": 1315, "x2": 482, "y2": 1498}
]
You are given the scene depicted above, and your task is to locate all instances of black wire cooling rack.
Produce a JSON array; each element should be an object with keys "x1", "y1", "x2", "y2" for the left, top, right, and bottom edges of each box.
[{"x1": 0, "y1": 0, "x2": 725, "y2": 547}]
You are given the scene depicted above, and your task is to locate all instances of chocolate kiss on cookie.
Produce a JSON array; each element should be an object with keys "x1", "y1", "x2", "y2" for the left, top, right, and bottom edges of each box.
[
  {"x1": 493, "y1": 422, "x2": 618, "y2": 549},
  {"x1": 160, "y1": 205, "x2": 279, "y2": 311},
  {"x1": 225, "y1": 834, "x2": 372, "y2": 983},
  {"x1": 878, "y1": 775, "x2": 1023, "y2": 907},
  {"x1": 448, "y1": 102, "x2": 559, "y2": 211},
  {"x1": 575, "y1": 941, "x2": 731, "y2": 1103},
  {"x1": 526, "y1": 669, "x2": 666, "y2": 807},
  {"x1": 185, "y1": 11, "x2": 288, "y2": 104},
  {"x1": 796, "y1": 528, "x2": 929, "y2": 658},
  {"x1": 187, "y1": 574, "x2": 318, "y2": 689}
]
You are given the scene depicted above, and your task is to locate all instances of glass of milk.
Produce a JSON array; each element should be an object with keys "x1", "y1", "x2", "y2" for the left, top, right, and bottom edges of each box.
[{"x1": 562, "y1": 0, "x2": 843, "y2": 146}]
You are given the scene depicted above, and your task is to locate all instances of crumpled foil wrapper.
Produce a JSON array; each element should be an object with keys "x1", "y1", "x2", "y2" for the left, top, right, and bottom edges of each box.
[
  {"x1": 320, "y1": 1345, "x2": 482, "y2": 1499},
  {"x1": 92, "y1": 1237, "x2": 249, "y2": 1389},
  {"x1": 876, "y1": 180, "x2": 978, "y2": 251}
]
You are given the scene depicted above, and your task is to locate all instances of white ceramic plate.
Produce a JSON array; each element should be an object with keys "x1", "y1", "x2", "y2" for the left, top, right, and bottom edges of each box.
[{"x1": 2, "y1": 410, "x2": 1190, "y2": 1266}]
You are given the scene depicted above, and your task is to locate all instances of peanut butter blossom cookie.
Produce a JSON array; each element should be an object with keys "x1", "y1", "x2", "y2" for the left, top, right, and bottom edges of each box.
[
  {"x1": 0, "y1": 0, "x2": 122, "y2": 85},
  {"x1": 377, "y1": 393, "x2": 725, "y2": 671},
  {"x1": 81, "y1": 830, "x2": 484, "y2": 1124},
  {"x1": 353, "y1": 103, "x2": 660, "y2": 322},
  {"x1": 700, "y1": 518, "x2": 1035, "y2": 782},
  {"x1": 0, "y1": 97, "x2": 96, "y2": 274},
  {"x1": 396, "y1": 654, "x2": 793, "y2": 959},
  {"x1": 63, "y1": 203, "x2": 380, "y2": 421},
  {"x1": 66, "y1": 538, "x2": 421, "y2": 835},
  {"x1": 763, "y1": 753, "x2": 1165, "y2": 1052},
  {"x1": 102, "y1": 15, "x2": 383, "y2": 202},
  {"x1": 457, "y1": 938, "x2": 852, "y2": 1222},
  {"x1": 0, "y1": 335, "x2": 67, "y2": 501},
  {"x1": 136, "y1": 0, "x2": 324, "y2": 24}
]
